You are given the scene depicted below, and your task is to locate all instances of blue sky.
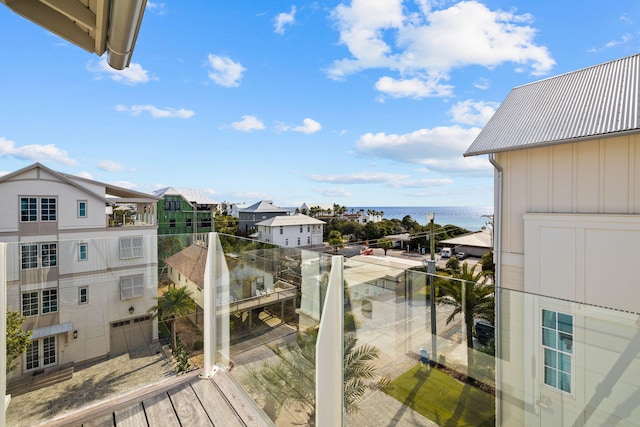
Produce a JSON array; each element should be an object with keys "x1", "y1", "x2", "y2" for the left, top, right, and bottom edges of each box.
[{"x1": 1, "y1": 1, "x2": 639, "y2": 208}]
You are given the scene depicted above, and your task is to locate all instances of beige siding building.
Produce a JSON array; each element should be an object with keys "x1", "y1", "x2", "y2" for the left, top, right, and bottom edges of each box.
[{"x1": 466, "y1": 54, "x2": 640, "y2": 426}]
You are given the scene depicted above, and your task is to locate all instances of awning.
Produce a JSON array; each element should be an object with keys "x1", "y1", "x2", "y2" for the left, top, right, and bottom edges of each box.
[{"x1": 31, "y1": 322, "x2": 73, "y2": 340}]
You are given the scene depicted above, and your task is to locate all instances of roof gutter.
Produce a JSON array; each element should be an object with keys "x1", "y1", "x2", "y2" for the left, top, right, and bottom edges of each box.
[
  {"x1": 106, "y1": 0, "x2": 147, "y2": 70},
  {"x1": 489, "y1": 152, "x2": 503, "y2": 426}
]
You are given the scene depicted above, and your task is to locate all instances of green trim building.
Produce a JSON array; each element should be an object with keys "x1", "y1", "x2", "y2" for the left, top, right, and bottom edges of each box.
[{"x1": 153, "y1": 187, "x2": 218, "y2": 235}]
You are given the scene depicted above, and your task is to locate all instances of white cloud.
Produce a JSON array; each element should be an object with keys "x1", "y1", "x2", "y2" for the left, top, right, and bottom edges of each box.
[
  {"x1": 97, "y1": 160, "x2": 136, "y2": 172},
  {"x1": 146, "y1": 2, "x2": 167, "y2": 14},
  {"x1": 115, "y1": 104, "x2": 195, "y2": 119},
  {"x1": 314, "y1": 187, "x2": 353, "y2": 197},
  {"x1": 474, "y1": 78, "x2": 490, "y2": 90},
  {"x1": 0, "y1": 137, "x2": 76, "y2": 165},
  {"x1": 87, "y1": 58, "x2": 151, "y2": 85},
  {"x1": 375, "y1": 76, "x2": 453, "y2": 99},
  {"x1": 308, "y1": 171, "x2": 453, "y2": 188},
  {"x1": 206, "y1": 54, "x2": 246, "y2": 87},
  {"x1": 449, "y1": 100, "x2": 499, "y2": 126},
  {"x1": 274, "y1": 6, "x2": 296, "y2": 34},
  {"x1": 76, "y1": 171, "x2": 93, "y2": 179},
  {"x1": 354, "y1": 125, "x2": 492, "y2": 175},
  {"x1": 293, "y1": 118, "x2": 322, "y2": 134},
  {"x1": 231, "y1": 115, "x2": 265, "y2": 132},
  {"x1": 328, "y1": 0, "x2": 555, "y2": 97}
]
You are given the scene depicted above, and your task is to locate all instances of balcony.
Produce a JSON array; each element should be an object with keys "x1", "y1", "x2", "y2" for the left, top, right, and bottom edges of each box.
[
  {"x1": 107, "y1": 204, "x2": 156, "y2": 228},
  {"x1": 2, "y1": 234, "x2": 639, "y2": 426}
]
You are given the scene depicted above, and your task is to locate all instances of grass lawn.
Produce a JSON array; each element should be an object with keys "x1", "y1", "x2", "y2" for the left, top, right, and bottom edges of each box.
[{"x1": 387, "y1": 364, "x2": 495, "y2": 427}]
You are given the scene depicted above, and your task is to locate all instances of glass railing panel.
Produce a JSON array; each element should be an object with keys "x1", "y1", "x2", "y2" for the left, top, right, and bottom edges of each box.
[
  {"x1": 209, "y1": 234, "x2": 333, "y2": 426},
  {"x1": 343, "y1": 256, "x2": 496, "y2": 426},
  {"x1": 5, "y1": 234, "x2": 163, "y2": 427}
]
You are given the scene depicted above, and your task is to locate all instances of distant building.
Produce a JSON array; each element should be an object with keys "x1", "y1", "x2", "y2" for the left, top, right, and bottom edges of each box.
[
  {"x1": 256, "y1": 213, "x2": 325, "y2": 248},
  {"x1": 438, "y1": 228, "x2": 492, "y2": 258},
  {"x1": 153, "y1": 187, "x2": 218, "y2": 236},
  {"x1": 0, "y1": 163, "x2": 159, "y2": 382},
  {"x1": 238, "y1": 200, "x2": 290, "y2": 235}
]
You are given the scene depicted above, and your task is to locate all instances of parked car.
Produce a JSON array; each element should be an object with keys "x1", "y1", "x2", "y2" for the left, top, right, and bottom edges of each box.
[
  {"x1": 474, "y1": 319, "x2": 495, "y2": 345},
  {"x1": 455, "y1": 251, "x2": 467, "y2": 260}
]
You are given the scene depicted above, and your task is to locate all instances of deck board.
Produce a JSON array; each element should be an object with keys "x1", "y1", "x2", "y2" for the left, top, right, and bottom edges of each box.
[
  {"x1": 191, "y1": 378, "x2": 245, "y2": 427},
  {"x1": 114, "y1": 402, "x2": 147, "y2": 427},
  {"x1": 168, "y1": 383, "x2": 214, "y2": 426},
  {"x1": 212, "y1": 371, "x2": 275, "y2": 427},
  {"x1": 82, "y1": 413, "x2": 115, "y2": 427},
  {"x1": 142, "y1": 393, "x2": 181, "y2": 427}
]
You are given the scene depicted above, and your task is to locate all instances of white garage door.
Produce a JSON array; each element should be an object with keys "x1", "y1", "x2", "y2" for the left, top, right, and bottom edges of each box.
[{"x1": 110, "y1": 315, "x2": 153, "y2": 355}]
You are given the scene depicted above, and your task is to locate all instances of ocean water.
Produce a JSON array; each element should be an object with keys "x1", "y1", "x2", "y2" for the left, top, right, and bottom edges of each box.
[{"x1": 350, "y1": 206, "x2": 494, "y2": 231}]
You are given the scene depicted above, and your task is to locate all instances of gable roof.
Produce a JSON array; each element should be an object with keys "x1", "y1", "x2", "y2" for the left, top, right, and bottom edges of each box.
[
  {"x1": 465, "y1": 54, "x2": 640, "y2": 157},
  {"x1": 0, "y1": 162, "x2": 158, "y2": 204},
  {"x1": 240, "y1": 200, "x2": 289, "y2": 213},
  {"x1": 256, "y1": 213, "x2": 325, "y2": 227},
  {"x1": 164, "y1": 244, "x2": 208, "y2": 289}
]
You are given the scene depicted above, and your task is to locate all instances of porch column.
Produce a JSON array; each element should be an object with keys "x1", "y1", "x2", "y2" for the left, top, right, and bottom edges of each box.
[{"x1": 316, "y1": 255, "x2": 344, "y2": 427}]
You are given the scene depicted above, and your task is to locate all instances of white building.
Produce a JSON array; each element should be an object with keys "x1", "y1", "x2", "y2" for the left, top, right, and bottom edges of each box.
[
  {"x1": 255, "y1": 213, "x2": 324, "y2": 248},
  {"x1": 466, "y1": 54, "x2": 640, "y2": 426},
  {"x1": 0, "y1": 163, "x2": 159, "y2": 382}
]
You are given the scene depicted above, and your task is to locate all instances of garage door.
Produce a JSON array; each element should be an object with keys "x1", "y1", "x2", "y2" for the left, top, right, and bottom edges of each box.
[{"x1": 110, "y1": 315, "x2": 153, "y2": 355}]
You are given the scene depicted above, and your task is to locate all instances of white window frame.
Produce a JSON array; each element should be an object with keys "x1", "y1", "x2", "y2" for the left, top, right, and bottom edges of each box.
[
  {"x1": 41, "y1": 243, "x2": 57, "y2": 267},
  {"x1": 79, "y1": 243, "x2": 88, "y2": 261},
  {"x1": 119, "y1": 236, "x2": 144, "y2": 259},
  {"x1": 21, "y1": 244, "x2": 38, "y2": 269},
  {"x1": 120, "y1": 274, "x2": 145, "y2": 299},
  {"x1": 20, "y1": 197, "x2": 37, "y2": 222},
  {"x1": 77, "y1": 200, "x2": 87, "y2": 218},
  {"x1": 25, "y1": 336, "x2": 57, "y2": 372},
  {"x1": 541, "y1": 309, "x2": 574, "y2": 395},
  {"x1": 42, "y1": 289, "x2": 58, "y2": 314},
  {"x1": 22, "y1": 291, "x2": 39, "y2": 316},
  {"x1": 79, "y1": 286, "x2": 88, "y2": 304},
  {"x1": 40, "y1": 197, "x2": 57, "y2": 221}
]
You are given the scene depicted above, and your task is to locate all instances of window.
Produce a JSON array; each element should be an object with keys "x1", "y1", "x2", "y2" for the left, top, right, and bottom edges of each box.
[
  {"x1": 41, "y1": 243, "x2": 57, "y2": 267},
  {"x1": 79, "y1": 287, "x2": 88, "y2": 304},
  {"x1": 198, "y1": 217, "x2": 212, "y2": 229},
  {"x1": 307, "y1": 226, "x2": 310, "y2": 232},
  {"x1": 307, "y1": 237, "x2": 311, "y2": 245},
  {"x1": 78, "y1": 200, "x2": 87, "y2": 217},
  {"x1": 21, "y1": 243, "x2": 58, "y2": 269},
  {"x1": 285, "y1": 238, "x2": 289, "y2": 246},
  {"x1": 119, "y1": 236, "x2": 143, "y2": 259},
  {"x1": 40, "y1": 197, "x2": 57, "y2": 221},
  {"x1": 186, "y1": 218, "x2": 192, "y2": 228},
  {"x1": 42, "y1": 289, "x2": 58, "y2": 313},
  {"x1": 25, "y1": 337, "x2": 56, "y2": 372},
  {"x1": 22, "y1": 291, "x2": 38, "y2": 316},
  {"x1": 279, "y1": 227, "x2": 283, "y2": 235},
  {"x1": 170, "y1": 219, "x2": 176, "y2": 228},
  {"x1": 79, "y1": 243, "x2": 88, "y2": 261},
  {"x1": 300, "y1": 226, "x2": 303, "y2": 233},
  {"x1": 21, "y1": 244, "x2": 38, "y2": 269},
  {"x1": 164, "y1": 200, "x2": 180, "y2": 211},
  {"x1": 542, "y1": 309, "x2": 573, "y2": 394},
  {"x1": 120, "y1": 274, "x2": 144, "y2": 299},
  {"x1": 20, "y1": 197, "x2": 37, "y2": 222}
]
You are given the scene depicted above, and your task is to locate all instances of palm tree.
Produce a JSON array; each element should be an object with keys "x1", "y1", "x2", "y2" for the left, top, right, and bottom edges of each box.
[
  {"x1": 148, "y1": 286, "x2": 197, "y2": 350},
  {"x1": 245, "y1": 329, "x2": 390, "y2": 425},
  {"x1": 437, "y1": 262, "x2": 494, "y2": 377}
]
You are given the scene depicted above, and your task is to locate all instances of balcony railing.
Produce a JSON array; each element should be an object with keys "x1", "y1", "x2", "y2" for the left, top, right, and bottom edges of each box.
[{"x1": 2, "y1": 233, "x2": 639, "y2": 426}]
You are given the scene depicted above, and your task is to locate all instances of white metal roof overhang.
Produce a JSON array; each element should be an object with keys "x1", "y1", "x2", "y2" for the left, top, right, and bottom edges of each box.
[
  {"x1": 31, "y1": 321, "x2": 73, "y2": 339},
  {"x1": 1, "y1": 0, "x2": 147, "y2": 69}
]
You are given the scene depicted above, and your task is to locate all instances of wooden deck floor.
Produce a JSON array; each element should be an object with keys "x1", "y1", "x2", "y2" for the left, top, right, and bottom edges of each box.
[{"x1": 44, "y1": 369, "x2": 274, "y2": 427}]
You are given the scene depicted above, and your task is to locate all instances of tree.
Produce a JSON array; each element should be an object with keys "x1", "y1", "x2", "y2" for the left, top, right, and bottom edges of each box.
[
  {"x1": 445, "y1": 256, "x2": 460, "y2": 273},
  {"x1": 148, "y1": 287, "x2": 197, "y2": 350},
  {"x1": 6, "y1": 311, "x2": 32, "y2": 373},
  {"x1": 327, "y1": 230, "x2": 344, "y2": 253},
  {"x1": 377, "y1": 237, "x2": 393, "y2": 255},
  {"x1": 437, "y1": 262, "x2": 494, "y2": 377},
  {"x1": 246, "y1": 329, "x2": 390, "y2": 425}
]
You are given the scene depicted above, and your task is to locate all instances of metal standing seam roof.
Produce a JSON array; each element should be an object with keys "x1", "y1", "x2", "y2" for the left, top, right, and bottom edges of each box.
[
  {"x1": 465, "y1": 53, "x2": 640, "y2": 156},
  {"x1": 256, "y1": 213, "x2": 325, "y2": 227}
]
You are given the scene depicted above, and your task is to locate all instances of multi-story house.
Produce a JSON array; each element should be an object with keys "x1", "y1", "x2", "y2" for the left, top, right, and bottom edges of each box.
[
  {"x1": 255, "y1": 213, "x2": 325, "y2": 248},
  {"x1": 0, "y1": 163, "x2": 159, "y2": 382},
  {"x1": 238, "y1": 200, "x2": 290, "y2": 235},
  {"x1": 465, "y1": 54, "x2": 640, "y2": 425},
  {"x1": 153, "y1": 187, "x2": 218, "y2": 236}
]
